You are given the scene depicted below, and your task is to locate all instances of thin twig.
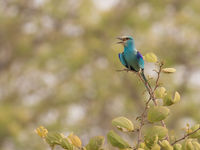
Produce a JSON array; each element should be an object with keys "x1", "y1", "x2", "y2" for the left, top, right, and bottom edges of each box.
[
  {"x1": 136, "y1": 73, "x2": 156, "y2": 148},
  {"x1": 153, "y1": 62, "x2": 164, "y2": 92},
  {"x1": 136, "y1": 97, "x2": 151, "y2": 147},
  {"x1": 116, "y1": 69, "x2": 133, "y2": 72},
  {"x1": 137, "y1": 72, "x2": 153, "y2": 100},
  {"x1": 171, "y1": 127, "x2": 200, "y2": 145}
]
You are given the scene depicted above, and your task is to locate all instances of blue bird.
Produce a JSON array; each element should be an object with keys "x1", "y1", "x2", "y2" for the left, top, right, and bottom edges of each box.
[{"x1": 116, "y1": 36, "x2": 150, "y2": 89}]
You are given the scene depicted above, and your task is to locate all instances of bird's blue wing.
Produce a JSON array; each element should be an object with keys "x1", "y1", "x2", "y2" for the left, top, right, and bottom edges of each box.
[
  {"x1": 118, "y1": 52, "x2": 128, "y2": 68},
  {"x1": 136, "y1": 51, "x2": 144, "y2": 69}
]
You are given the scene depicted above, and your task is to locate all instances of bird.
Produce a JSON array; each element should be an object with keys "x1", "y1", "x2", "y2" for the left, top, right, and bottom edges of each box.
[{"x1": 116, "y1": 35, "x2": 150, "y2": 90}]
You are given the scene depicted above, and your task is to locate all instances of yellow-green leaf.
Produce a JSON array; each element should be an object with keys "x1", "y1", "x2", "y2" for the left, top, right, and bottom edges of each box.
[
  {"x1": 45, "y1": 132, "x2": 63, "y2": 147},
  {"x1": 152, "y1": 144, "x2": 161, "y2": 150},
  {"x1": 183, "y1": 139, "x2": 195, "y2": 150},
  {"x1": 172, "y1": 91, "x2": 180, "y2": 103},
  {"x1": 112, "y1": 117, "x2": 134, "y2": 132},
  {"x1": 163, "y1": 94, "x2": 174, "y2": 106},
  {"x1": 147, "y1": 106, "x2": 170, "y2": 122},
  {"x1": 139, "y1": 142, "x2": 146, "y2": 148},
  {"x1": 155, "y1": 87, "x2": 167, "y2": 99},
  {"x1": 145, "y1": 126, "x2": 168, "y2": 149},
  {"x1": 145, "y1": 135, "x2": 158, "y2": 149},
  {"x1": 140, "y1": 141, "x2": 155, "y2": 149},
  {"x1": 173, "y1": 144, "x2": 182, "y2": 150},
  {"x1": 107, "y1": 130, "x2": 130, "y2": 149},
  {"x1": 60, "y1": 138, "x2": 73, "y2": 150},
  {"x1": 162, "y1": 68, "x2": 176, "y2": 73},
  {"x1": 86, "y1": 136, "x2": 104, "y2": 150},
  {"x1": 144, "y1": 52, "x2": 158, "y2": 63},
  {"x1": 163, "y1": 92, "x2": 181, "y2": 106},
  {"x1": 160, "y1": 140, "x2": 173, "y2": 150},
  {"x1": 189, "y1": 124, "x2": 200, "y2": 138},
  {"x1": 68, "y1": 133, "x2": 82, "y2": 148},
  {"x1": 192, "y1": 140, "x2": 200, "y2": 149},
  {"x1": 145, "y1": 126, "x2": 168, "y2": 140}
]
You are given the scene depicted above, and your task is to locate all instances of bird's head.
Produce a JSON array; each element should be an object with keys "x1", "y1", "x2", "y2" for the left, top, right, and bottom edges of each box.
[{"x1": 116, "y1": 36, "x2": 134, "y2": 48}]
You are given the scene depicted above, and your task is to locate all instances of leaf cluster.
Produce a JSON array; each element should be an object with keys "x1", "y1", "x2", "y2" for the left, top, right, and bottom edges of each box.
[{"x1": 36, "y1": 53, "x2": 200, "y2": 150}]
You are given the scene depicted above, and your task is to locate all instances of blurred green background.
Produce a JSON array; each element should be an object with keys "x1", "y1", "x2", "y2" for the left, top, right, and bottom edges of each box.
[{"x1": 0, "y1": 0, "x2": 200, "y2": 149}]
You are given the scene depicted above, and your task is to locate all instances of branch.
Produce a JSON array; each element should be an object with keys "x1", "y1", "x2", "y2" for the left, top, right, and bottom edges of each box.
[
  {"x1": 136, "y1": 97, "x2": 151, "y2": 146},
  {"x1": 117, "y1": 62, "x2": 169, "y2": 148},
  {"x1": 171, "y1": 127, "x2": 200, "y2": 145},
  {"x1": 116, "y1": 69, "x2": 132, "y2": 72},
  {"x1": 135, "y1": 62, "x2": 169, "y2": 148},
  {"x1": 152, "y1": 62, "x2": 170, "y2": 141},
  {"x1": 153, "y1": 62, "x2": 164, "y2": 92},
  {"x1": 152, "y1": 63, "x2": 170, "y2": 141}
]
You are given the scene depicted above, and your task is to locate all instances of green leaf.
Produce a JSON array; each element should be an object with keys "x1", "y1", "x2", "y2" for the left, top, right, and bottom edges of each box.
[
  {"x1": 144, "y1": 52, "x2": 158, "y2": 63},
  {"x1": 144, "y1": 135, "x2": 158, "y2": 149},
  {"x1": 173, "y1": 144, "x2": 182, "y2": 150},
  {"x1": 172, "y1": 91, "x2": 180, "y2": 104},
  {"x1": 138, "y1": 142, "x2": 151, "y2": 150},
  {"x1": 145, "y1": 126, "x2": 168, "y2": 149},
  {"x1": 192, "y1": 140, "x2": 200, "y2": 149},
  {"x1": 107, "y1": 130, "x2": 130, "y2": 149},
  {"x1": 147, "y1": 106, "x2": 170, "y2": 122},
  {"x1": 60, "y1": 138, "x2": 73, "y2": 150},
  {"x1": 45, "y1": 132, "x2": 63, "y2": 147},
  {"x1": 138, "y1": 142, "x2": 146, "y2": 149},
  {"x1": 160, "y1": 140, "x2": 173, "y2": 150},
  {"x1": 183, "y1": 139, "x2": 195, "y2": 150},
  {"x1": 163, "y1": 92, "x2": 181, "y2": 106},
  {"x1": 163, "y1": 94, "x2": 174, "y2": 106},
  {"x1": 151, "y1": 144, "x2": 161, "y2": 150},
  {"x1": 112, "y1": 117, "x2": 134, "y2": 132},
  {"x1": 45, "y1": 132, "x2": 73, "y2": 150},
  {"x1": 86, "y1": 136, "x2": 105, "y2": 150},
  {"x1": 145, "y1": 126, "x2": 168, "y2": 141},
  {"x1": 189, "y1": 124, "x2": 200, "y2": 138},
  {"x1": 162, "y1": 68, "x2": 176, "y2": 73},
  {"x1": 155, "y1": 87, "x2": 167, "y2": 99}
]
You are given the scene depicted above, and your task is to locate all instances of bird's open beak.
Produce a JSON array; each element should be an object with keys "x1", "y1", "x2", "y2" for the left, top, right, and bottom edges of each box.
[{"x1": 116, "y1": 37, "x2": 124, "y2": 44}]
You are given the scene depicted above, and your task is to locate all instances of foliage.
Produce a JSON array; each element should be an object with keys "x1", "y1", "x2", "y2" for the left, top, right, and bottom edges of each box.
[
  {"x1": 112, "y1": 116, "x2": 134, "y2": 132},
  {"x1": 1, "y1": 0, "x2": 200, "y2": 149},
  {"x1": 36, "y1": 54, "x2": 200, "y2": 149}
]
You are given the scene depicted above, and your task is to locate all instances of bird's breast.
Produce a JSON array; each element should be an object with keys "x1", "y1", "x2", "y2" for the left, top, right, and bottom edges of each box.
[
  {"x1": 124, "y1": 50, "x2": 140, "y2": 71},
  {"x1": 124, "y1": 50, "x2": 137, "y2": 60}
]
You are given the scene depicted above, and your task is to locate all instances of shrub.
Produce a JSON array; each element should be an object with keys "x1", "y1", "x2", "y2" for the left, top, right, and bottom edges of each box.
[{"x1": 35, "y1": 53, "x2": 200, "y2": 150}]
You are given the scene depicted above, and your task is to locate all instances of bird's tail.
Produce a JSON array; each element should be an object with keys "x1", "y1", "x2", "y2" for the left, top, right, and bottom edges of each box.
[{"x1": 140, "y1": 69, "x2": 152, "y2": 91}]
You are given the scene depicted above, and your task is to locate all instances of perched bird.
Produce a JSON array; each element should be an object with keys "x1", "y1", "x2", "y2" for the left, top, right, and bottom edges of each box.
[{"x1": 116, "y1": 36, "x2": 150, "y2": 89}]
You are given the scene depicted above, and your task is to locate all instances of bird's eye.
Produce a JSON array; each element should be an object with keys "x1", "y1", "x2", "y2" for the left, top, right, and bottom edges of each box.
[{"x1": 126, "y1": 38, "x2": 129, "y2": 40}]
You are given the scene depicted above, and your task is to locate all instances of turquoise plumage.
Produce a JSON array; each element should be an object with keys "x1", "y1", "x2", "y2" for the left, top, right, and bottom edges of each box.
[{"x1": 117, "y1": 36, "x2": 149, "y2": 89}]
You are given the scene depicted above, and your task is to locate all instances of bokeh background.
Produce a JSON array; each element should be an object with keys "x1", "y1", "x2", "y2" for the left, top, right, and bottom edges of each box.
[{"x1": 0, "y1": 0, "x2": 200, "y2": 149}]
